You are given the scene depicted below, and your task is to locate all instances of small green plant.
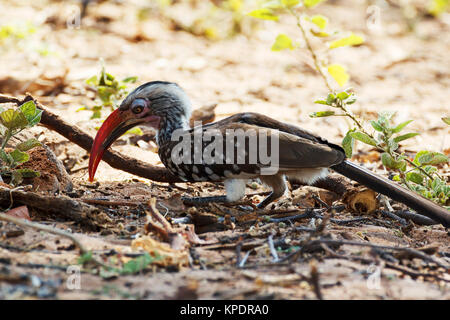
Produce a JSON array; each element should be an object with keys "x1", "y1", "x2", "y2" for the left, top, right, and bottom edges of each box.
[
  {"x1": 311, "y1": 80, "x2": 449, "y2": 208},
  {"x1": 249, "y1": 1, "x2": 449, "y2": 207},
  {"x1": 248, "y1": 0, "x2": 363, "y2": 89},
  {"x1": 0, "y1": 22, "x2": 36, "y2": 45},
  {"x1": 0, "y1": 101, "x2": 42, "y2": 186},
  {"x1": 79, "y1": 251, "x2": 162, "y2": 276},
  {"x1": 149, "y1": 0, "x2": 259, "y2": 40},
  {"x1": 342, "y1": 111, "x2": 448, "y2": 206},
  {"x1": 84, "y1": 62, "x2": 138, "y2": 119}
]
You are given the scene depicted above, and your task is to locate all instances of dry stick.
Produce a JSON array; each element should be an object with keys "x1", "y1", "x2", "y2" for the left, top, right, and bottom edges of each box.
[
  {"x1": 146, "y1": 198, "x2": 187, "y2": 250},
  {"x1": 321, "y1": 243, "x2": 449, "y2": 283},
  {"x1": 235, "y1": 241, "x2": 242, "y2": 267},
  {"x1": 80, "y1": 198, "x2": 141, "y2": 207},
  {"x1": 0, "y1": 187, "x2": 107, "y2": 228},
  {"x1": 0, "y1": 212, "x2": 114, "y2": 270},
  {"x1": 395, "y1": 210, "x2": 438, "y2": 226},
  {"x1": 268, "y1": 235, "x2": 279, "y2": 262},
  {"x1": 384, "y1": 262, "x2": 450, "y2": 283},
  {"x1": 0, "y1": 94, "x2": 182, "y2": 183},
  {"x1": 380, "y1": 210, "x2": 408, "y2": 226},
  {"x1": 292, "y1": 239, "x2": 448, "y2": 269},
  {"x1": 309, "y1": 260, "x2": 323, "y2": 300}
]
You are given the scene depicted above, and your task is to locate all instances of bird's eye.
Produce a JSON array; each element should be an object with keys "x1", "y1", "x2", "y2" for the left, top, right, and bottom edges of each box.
[{"x1": 131, "y1": 99, "x2": 147, "y2": 114}]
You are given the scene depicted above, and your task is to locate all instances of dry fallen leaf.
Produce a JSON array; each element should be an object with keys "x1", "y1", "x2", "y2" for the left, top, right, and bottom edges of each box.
[
  {"x1": 5, "y1": 205, "x2": 31, "y2": 221},
  {"x1": 131, "y1": 236, "x2": 189, "y2": 268},
  {"x1": 292, "y1": 186, "x2": 339, "y2": 207},
  {"x1": 342, "y1": 187, "x2": 378, "y2": 214}
]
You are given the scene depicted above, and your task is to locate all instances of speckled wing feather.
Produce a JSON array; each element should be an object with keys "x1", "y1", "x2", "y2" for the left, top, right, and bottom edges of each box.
[{"x1": 158, "y1": 116, "x2": 344, "y2": 182}]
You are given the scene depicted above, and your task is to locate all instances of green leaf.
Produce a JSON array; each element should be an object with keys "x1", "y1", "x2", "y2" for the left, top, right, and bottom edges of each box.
[
  {"x1": 77, "y1": 251, "x2": 93, "y2": 265},
  {"x1": 98, "y1": 86, "x2": 117, "y2": 103},
  {"x1": 381, "y1": 153, "x2": 405, "y2": 169},
  {"x1": 14, "y1": 168, "x2": 40, "y2": 178},
  {"x1": 406, "y1": 172, "x2": 424, "y2": 184},
  {"x1": 393, "y1": 132, "x2": 419, "y2": 143},
  {"x1": 85, "y1": 75, "x2": 98, "y2": 86},
  {"x1": 304, "y1": 0, "x2": 326, "y2": 8},
  {"x1": 125, "y1": 127, "x2": 144, "y2": 135},
  {"x1": 342, "y1": 130, "x2": 355, "y2": 158},
  {"x1": 423, "y1": 165, "x2": 438, "y2": 174},
  {"x1": 0, "y1": 109, "x2": 28, "y2": 130},
  {"x1": 310, "y1": 30, "x2": 330, "y2": 37},
  {"x1": 271, "y1": 34, "x2": 294, "y2": 51},
  {"x1": 388, "y1": 139, "x2": 399, "y2": 151},
  {"x1": 120, "y1": 253, "x2": 156, "y2": 275},
  {"x1": 417, "y1": 151, "x2": 449, "y2": 166},
  {"x1": 0, "y1": 149, "x2": 14, "y2": 166},
  {"x1": 17, "y1": 138, "x2": 41, "y2": 151},
  {"x1": 314, "y1": 100, "x2": 328, "y2": 105},
  {"x1": 413, "y1": 150, "x2": 428, "y2": 165},
  {"x1": 281, "y1": 0, "x2": 300, "y2": 7},
  {"x1": 336, "y1": 91, "x2": 349, "y2": 100},
  {"x1": 90, "y1": 105, "x2": 103, "y2": 119},
  {"x1": 328, "y1": 64, "x2": 349, "y2": 87},
  {"x1": 392, "y1": 120, "x2": 413, "y2": 133},
  {"x1": 10, "y1": 149, "x2": 29, "y2": 165},
  {"x1": 91, "y1": 110, "x2": 102, "y2": 119},
  {"x1": 311, "y1": 14, "x2": 328, "y2": 30},
  {"x1": 442, "y1": 117, "x2": 450, "y2": 125},
  {"x1": 19, "y1": 101, "x2": 42, "y2": 127},
  {"x1": 377, "y1": 111, "x2": 396, "y2": 127},
  {"x1": 122, "y1": 76, "x2": 138, "y2": 83},
  {"x1": 349, "y1": 131, "x2": 377, "y2": 146},
  {"x1": 19, "y1": 101, "x2": 36, "y2": 120},
  {"x1": 326, "y1": 93, "x2": 335, "y2": 105},
  {"x1": 329, "y1": 33, "x2": 364, "y2": 49},
  {"x1": 428, "y1": 0, "x2": 450, "y2": 16},
  {"x1": 346, "y1": 97, "x2": 357, "y2": 105},
  {"x1": 10, "y1": 170, "x2": 23, "y2": 186},
  {"x1": 309, "y1": 111, "x2": 335, "y2": 118},
  {"x1": 28, "y1": 109, "x2": 42, "y2": 127},
  {"x1": 248, "y1": 8, "x2": 279, "y2": 21},
  {"x1": 370, "y1": 120, "x2": 384, "y2": 132}
]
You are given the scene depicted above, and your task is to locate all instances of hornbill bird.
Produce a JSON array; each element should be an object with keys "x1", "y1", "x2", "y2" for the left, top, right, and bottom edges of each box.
[{"x1": 88, "y1": 81, "x2": 450, "y2": 227}]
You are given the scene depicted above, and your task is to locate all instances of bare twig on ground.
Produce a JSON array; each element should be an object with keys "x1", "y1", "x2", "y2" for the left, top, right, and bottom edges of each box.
[
  {"x1": 380, "y1": 210, "x2": 408, "y2": 226},
  {"x1": 238, "y1": 249, "x2": 254, "y2": 268},
  {"x1": 285, "y1": 238, "x2": 449, "y2": 269},
  {"x1": 309, "y1": 260, "x2": 323, "y2": 300},
  {"x1": 0, "y1": 187, "x2": 110, "y2": 228},
  {"x1": 321, "y1": 243, "x2": 449, "y2": 282},
  {"x1": 80, "y1": 198, "x2": 142, "y2": 207},
  {"x1": 395, "y1": 210, "x2": 439, "y2": 225},
  {"x1": 268, "y1": 235, "x2": 279, "y2": 262},
  {"x1": 144, "y1": 198, "x2": 187, "y2": 250}
]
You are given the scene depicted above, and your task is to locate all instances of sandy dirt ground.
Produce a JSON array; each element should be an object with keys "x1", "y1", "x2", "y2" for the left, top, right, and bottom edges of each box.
[{"x1": 0, "y1": 0, "x2": 449, "y2": 299}]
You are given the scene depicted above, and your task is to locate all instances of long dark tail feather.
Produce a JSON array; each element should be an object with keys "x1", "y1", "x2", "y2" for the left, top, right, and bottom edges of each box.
[{"x1": 332, "y1": 160, "x2": 450, "y2": 228}]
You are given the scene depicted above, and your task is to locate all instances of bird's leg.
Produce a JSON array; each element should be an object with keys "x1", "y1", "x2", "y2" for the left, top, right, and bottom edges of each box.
[{"x1": 257, "y1": 174, "x2": 287, "y2": 209}]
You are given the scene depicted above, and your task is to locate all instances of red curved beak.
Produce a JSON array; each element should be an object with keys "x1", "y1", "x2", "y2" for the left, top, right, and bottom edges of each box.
[{"x1": 88, "y1": 109, "x2": 160, "y2": 182}]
